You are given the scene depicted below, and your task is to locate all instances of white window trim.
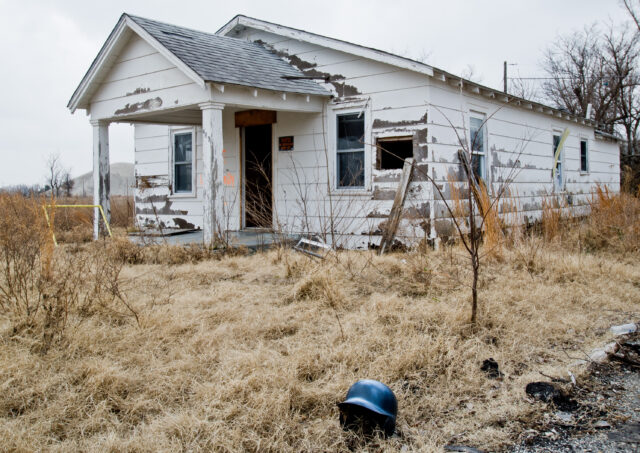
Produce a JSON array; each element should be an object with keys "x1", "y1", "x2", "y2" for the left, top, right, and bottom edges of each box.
[
  {"x1": 328, "y1": 101, "x2": 372, "y2": 194},
  {"x1": 580, "y1": 138, "x2": 590, "y2": 174},
  {"x1": 469, "y1": 112, "x2": 488, "y2": 182},
  {"x1": 170, "y1": 127, "x2": 197, "y2": 198}
]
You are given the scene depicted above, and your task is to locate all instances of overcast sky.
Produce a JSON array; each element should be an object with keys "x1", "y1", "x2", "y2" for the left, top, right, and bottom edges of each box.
[{"x1": 0, "y1": 0, "x2": 631, "y2": 186}]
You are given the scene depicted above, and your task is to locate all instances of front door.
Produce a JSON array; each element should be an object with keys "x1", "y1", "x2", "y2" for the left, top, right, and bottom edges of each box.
[{"x1": 243, "y1": 124, "x2": 273, "y2": 228}]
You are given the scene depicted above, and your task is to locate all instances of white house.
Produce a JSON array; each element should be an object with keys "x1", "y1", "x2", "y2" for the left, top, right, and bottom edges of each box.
[{"x1": 68, "y1": 14, "x2": 620, "y2": 248}]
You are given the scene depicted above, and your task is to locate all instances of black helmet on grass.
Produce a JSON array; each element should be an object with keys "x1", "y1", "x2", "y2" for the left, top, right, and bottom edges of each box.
[{"x1": 337, "y1": 379, "x2": 397, "y2": 436}]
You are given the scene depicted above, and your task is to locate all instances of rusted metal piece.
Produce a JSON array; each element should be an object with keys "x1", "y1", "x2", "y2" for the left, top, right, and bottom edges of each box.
[{"x1": 379, "y1": 158, "x2": 414, "y2": 254}]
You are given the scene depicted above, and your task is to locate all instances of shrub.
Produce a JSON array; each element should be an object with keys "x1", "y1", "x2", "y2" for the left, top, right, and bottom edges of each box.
[{"x1": 0, "y1": 194, "x2": 137, "y2": 352}]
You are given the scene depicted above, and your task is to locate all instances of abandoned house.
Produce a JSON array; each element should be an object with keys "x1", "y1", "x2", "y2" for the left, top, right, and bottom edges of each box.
[{"x1": 68, "y1": 13, "x2": 620, "y2": 248}]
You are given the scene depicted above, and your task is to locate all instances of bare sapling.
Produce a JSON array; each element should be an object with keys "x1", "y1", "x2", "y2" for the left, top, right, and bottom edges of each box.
[{"x1": 369, "y1": 101, "x2": 530, "y2": 323}]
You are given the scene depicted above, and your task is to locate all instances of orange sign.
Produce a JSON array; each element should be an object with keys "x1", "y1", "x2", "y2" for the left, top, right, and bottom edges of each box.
[{"x1": 279, "y1": 136, "x2": 294, "y2": 151}]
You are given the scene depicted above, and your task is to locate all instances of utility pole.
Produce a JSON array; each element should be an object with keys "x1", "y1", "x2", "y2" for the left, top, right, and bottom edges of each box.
[{"x1": 503, "y1": 61, "x2": 507, "y2": 93}]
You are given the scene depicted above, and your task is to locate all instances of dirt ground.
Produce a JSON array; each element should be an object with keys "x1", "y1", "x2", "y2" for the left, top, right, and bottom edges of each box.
[
  {"x1": 511, "y1": 337, "x2": 640, "y2": 452},
  {"x1": 2, "y1": 240, "x2": 640, "y2": 452}
]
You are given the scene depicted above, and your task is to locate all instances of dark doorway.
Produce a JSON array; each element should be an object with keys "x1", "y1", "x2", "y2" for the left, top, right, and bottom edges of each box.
[{"x1": 244, "y1": 124, "x2": 272, "y2": 228}]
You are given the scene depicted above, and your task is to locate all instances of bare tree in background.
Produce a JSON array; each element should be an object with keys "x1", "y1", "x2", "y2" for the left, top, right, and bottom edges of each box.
[
  {"x1": 509, "y1": 75, "x2": 541, "y2": 102},
  {"x1": 461, "y1": 64, "x2": 483, "y2": 84},
  {"x1": 46, "y1": 153, "x2": 63, "y2": 197},
  {"x1": 541, "y1": 22, "x2": 640, "y2": 156},
  {"x1": 61, "y1": 171, "x2": 74, "y2": 197},
  {"x1": 623, "y1": 0, "x2": 640, "y2": 31}
]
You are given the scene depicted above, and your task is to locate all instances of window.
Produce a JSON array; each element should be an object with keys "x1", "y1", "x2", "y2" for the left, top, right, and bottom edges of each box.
[
  {"x1": 376, "y1": 137, "x2": 413, "y2": 170},
  {"x1": 580, "y1": 139, "x2": 589, "y2": 172},
  {"x1": 337, "y1": 113, "x2": 365, "y2": 188},
  {"x1": 173, "y1": 130, "x2": 194, "y2": 193},
  {"x1": 469, "y1": 116, "x2": 486, "y2": 181},
  {"x1": 552, "y1": 134, "x2": 563, "y2": 190}
]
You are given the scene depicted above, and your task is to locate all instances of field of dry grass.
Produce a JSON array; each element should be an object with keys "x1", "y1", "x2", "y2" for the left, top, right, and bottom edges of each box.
[{"x1": 1, "y1": 190, "x2": 639, "y2": 452}]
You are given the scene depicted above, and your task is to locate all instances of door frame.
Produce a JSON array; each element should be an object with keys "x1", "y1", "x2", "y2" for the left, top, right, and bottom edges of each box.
[{"x1": 241, "y1": 124, "x2": 275, "y2": 229}]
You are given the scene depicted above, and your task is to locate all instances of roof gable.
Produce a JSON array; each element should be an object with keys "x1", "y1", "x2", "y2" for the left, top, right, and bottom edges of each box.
[
  {"x1": 68, "y1": 14, "x2": 329, "y2": 113},
  {"x1": 127, "y1": 15, "x2": 328, "y2": 96}
]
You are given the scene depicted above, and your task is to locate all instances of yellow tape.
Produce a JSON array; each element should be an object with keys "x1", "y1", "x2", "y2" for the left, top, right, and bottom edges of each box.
[{"x1": 42, "y1": 204, "x2": 112, "y2": 246}]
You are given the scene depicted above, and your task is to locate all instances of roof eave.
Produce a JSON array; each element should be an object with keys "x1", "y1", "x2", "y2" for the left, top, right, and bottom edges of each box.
[
  {"x1": 67, "y1": 14, "x2": 129, "y2": 113},
  {"x1": 431, "y1": 68, "x2": 597, "y2": 127},
  {"x1": 217, "y1": 15, "x2": 435, "y2": 78},
  {"x1": 218, "y1": 15, "x2": 604, "y2": 128}
]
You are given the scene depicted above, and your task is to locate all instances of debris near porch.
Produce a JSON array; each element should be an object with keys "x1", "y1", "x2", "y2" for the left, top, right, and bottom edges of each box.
[{"x1": 294, "y1": 236, "x2": 331, "y2": 259}]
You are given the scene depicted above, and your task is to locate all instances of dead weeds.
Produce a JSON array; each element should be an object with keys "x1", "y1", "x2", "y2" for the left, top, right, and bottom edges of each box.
[{"x1": 1, "y1": 191, "x2": 639, "y2": 451}]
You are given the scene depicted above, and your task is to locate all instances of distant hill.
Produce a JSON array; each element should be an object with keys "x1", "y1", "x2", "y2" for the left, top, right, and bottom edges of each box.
[{"x1": 71, "y1": 162, "x2": 135, "y2": 197}]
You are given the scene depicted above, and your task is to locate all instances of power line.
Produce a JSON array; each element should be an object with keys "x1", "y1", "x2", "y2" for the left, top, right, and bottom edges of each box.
[{"x1": 509, "y1": 76, "x2": 633, "y2": 81}]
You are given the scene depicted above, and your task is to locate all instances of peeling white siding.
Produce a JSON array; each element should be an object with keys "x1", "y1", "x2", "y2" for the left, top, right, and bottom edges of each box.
[
  {"x1": 90, "y1": 34, "x2": 205, "y2": 121},
  {"x1": 129, "y1": 26, "x2": 620, "y2": 247}
]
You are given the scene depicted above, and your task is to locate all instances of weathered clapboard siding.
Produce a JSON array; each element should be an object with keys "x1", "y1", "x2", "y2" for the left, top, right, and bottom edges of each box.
[
  {"x1": 427, "y1": 80, "x2": 619, "y2": 233},
  {"x1": 90, "y1": 34, "x2": 205, "y2": 121},
  {"x1": 133, "y1": 108, "x2": 240, "y2": 230},
  {"x1": 126, "y1": 21, "x2": 620, "y2": 247},
  {"x1": 233, "y1": 28, "x2": 435, "y2": 248}
]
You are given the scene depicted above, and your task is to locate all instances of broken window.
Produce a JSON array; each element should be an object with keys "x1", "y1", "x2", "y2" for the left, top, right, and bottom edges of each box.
[
  {"x1": 376, "y1": 137, "x2": 413, "y2": 170},
  {"x1": 553, "y1": 134, "x2": 563, "y2": 190},
  {"x1": 173, "y1": 130, "x2": 194, "y2": 193},
  {"x1": 337, "y1": 113, "x2": 365, "y2": 188},
  {"x1": 580, "y1": 139, "x2": 589, "y2": 172},
  {"x1": 470, "y1": 116, "x2": 486, "y2": 181}
]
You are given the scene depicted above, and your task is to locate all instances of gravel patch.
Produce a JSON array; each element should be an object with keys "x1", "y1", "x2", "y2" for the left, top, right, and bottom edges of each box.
[{"x1": 510, "y1": 341, "x2": 640, "y2": 453}]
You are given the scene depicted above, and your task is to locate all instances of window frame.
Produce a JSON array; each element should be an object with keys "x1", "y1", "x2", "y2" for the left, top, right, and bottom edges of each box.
[
  {"x1": 329, "y1": 102, "x2": 372, "y2": 193},
  {"x1": 469, "y1": 113, "x2": 488, "y2": 182},
  {"x1": 580, "y1": 138, "x2": 589, "y2": 174},
  {"x1": 552, "y1": 131, "x2": 565, "y2": 191},
  {"x1": 170, "y1": 127, "x2": 196, "y2": 197},
  {"x1": 375, "y1": 136, "x2": 414, "y2": 170}
]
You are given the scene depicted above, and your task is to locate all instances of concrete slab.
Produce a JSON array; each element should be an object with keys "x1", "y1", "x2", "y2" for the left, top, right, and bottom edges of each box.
[{"x1": 130, "y1": 230, "x2": 297, "y2": 250}]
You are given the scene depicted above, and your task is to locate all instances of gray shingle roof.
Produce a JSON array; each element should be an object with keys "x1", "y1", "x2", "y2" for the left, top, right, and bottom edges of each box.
[{"x1": 127, "y1": 14, "x2": 329, "y2": 97}]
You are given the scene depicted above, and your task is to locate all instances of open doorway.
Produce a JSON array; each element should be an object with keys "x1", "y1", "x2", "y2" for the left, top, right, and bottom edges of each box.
[{"x1": 243, "y1": 124, "x2": 273, "y2": 228}]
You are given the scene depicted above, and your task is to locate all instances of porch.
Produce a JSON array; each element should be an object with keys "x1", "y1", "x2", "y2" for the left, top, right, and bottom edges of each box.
[
  {"x1": 130, "y1": 229, "x2": 297, "y2": 251},
  {"x1": 67, "y1": 13, "x2": 330, "y2": 244}
]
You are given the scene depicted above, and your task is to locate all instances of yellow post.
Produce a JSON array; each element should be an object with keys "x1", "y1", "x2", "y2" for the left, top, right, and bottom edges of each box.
[{"x1": 42, "y1": 204, "x2": 113, "y2": 246}]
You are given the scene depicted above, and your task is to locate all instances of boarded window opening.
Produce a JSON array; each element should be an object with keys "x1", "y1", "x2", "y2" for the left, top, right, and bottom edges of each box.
[
  {"x1": 376, "y1": 137, "x2": 413, "y2": 170},
  {"x1": 580, "y1": 139, "x2": 589, "y2": 172}
]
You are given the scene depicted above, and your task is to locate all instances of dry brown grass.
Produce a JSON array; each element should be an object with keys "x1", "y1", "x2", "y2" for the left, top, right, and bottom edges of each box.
[
  {"x1": 1, "y1": 192, "x2": 640, "y2": 452},
  {"x1": 47, "y1": 195, "x2": 134, "y2": 243},
  {"x1": 580, "y1": 185, "x2": 640, "y2": 253},
  {"x1": 1, "y1": 245, "x2": 639, "y2": 451}
]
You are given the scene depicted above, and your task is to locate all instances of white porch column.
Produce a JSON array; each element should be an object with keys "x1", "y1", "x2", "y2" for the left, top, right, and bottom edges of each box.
[
  {"x1": 91, "y1": 120, "x2": 110, "y2": 240},
  {"x1": 199, "y1": 102, "x2": 225, "y2": 245}
]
